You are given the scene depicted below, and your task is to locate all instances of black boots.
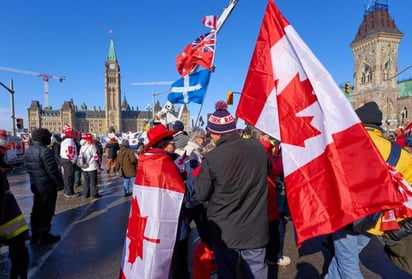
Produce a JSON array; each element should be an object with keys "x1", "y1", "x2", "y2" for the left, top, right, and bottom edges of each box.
[{"x1": 38, "y1": 233, "x2": 61, "y2": 245}]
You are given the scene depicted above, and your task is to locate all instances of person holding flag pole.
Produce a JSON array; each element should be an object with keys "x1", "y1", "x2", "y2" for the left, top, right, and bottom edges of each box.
[{"x1": 119, "y1": 124, "x2": 186, "y2": 279}]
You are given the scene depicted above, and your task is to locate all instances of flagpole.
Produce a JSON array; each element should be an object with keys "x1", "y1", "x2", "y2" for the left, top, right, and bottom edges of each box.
[{"x1": 178, "y1": 0, "x2": 239, "y2": 127}]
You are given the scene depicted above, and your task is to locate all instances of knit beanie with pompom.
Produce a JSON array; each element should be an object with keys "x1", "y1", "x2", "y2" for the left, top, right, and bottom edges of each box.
[{"x1": 207, "y1": 101, "x2": 236, "y2": 135}]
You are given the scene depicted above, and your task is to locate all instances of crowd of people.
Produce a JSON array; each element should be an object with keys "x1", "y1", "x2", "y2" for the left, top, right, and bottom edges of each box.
[
  {"x1": 3, "y1": 99, "x2": 412, "y2": 278},
  {"x1": 0, "y1": 123, "x2": 144, "y2": 278},
  {"x1": 135, "y1": 100, "x2": 412, "y2": 278}
]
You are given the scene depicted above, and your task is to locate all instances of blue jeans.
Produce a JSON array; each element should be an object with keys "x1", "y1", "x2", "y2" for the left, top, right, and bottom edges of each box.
[
  {"x1": 325, "y1": 228, "x2": 371, "y2": 279},
  {"x1": 123, "y1": 177, "x2": 135, "y2": 194},
  {"x1": 213, "y1": 241, "x2": 267, "y2": 279}
]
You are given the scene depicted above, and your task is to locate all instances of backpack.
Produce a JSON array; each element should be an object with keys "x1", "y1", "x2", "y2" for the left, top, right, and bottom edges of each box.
[{"x1": 76, "y1": 147, "x2": 89, "y2": 169}]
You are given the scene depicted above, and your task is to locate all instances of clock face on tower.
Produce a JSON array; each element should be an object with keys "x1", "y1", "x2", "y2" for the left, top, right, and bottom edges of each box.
[{"x1": 109, "y1": 63, "x2": 115, "y2": 70}]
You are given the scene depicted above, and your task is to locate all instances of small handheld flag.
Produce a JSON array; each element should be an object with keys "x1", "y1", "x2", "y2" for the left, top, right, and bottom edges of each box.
[{"x1": 202, "y1": 15, "x2": 217, "y2": 29}]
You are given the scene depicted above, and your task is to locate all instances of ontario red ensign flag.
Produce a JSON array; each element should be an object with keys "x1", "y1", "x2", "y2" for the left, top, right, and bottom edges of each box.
[
  {"x1": 176, "y1": 31, "x2": 216, "y2": 77},
  {"x1": 119, "y1": 152, "x2": 185, "y2": 278},
  {"x1": 236, "y1": 0, "x2": 403, "y2": 246}
]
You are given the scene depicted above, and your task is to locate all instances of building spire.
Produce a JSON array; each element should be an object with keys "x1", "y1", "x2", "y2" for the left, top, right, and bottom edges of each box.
[
  {"x1": 352, "y1": 0, "x2": 402, "y2": 44},
  {"x1": 107, "y1": 39, "x2": 117, "y2": 61}
]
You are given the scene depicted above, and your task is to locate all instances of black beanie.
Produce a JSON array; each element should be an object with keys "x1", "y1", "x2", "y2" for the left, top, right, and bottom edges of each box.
[
  {"x1": 173, "y1": 121, "x2": 184, "y2": 132},
  {"x1": 355, "y1": 102, "x2": 383, "y2": 126},
  {"x1": 31, "y1": 128, "x2": 52, "y2": 145}
]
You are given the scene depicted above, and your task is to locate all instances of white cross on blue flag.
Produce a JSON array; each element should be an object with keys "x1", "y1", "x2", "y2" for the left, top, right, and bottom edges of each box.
[{"x1": 168, "y1": 70, "x2": 211, "y2": 104}]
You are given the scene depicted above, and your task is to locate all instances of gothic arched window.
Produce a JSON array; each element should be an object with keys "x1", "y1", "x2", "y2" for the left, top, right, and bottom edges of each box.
[{"x1": 361, "y1": 64, "x2": 373, "y2": 85}]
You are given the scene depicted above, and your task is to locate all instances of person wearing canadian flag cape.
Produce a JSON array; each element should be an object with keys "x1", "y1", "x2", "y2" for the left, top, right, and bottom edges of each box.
[{"x1": 119, "y1": 124, "x2": 188, "y2": 279}]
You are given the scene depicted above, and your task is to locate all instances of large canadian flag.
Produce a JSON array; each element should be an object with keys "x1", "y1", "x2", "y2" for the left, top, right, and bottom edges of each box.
[
  {"x1": 119, "y1": 151, "x2": 185, "y2": 278},
  {"x1": 236, "y1": 0, "x2": 403, "y2": 247}
]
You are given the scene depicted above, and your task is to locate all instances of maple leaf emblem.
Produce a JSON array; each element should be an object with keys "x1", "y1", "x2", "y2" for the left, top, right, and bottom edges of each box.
[
  {"x1": 127, "y1": 196, "x2": 160, "y2": 264},
  {"x1": 277, "y1": 75, "x2": 321, "y2": 146}
]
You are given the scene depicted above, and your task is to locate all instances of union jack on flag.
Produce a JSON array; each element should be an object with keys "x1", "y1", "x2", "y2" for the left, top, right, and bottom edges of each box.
[
  {"x1": 176, "y1": 31, "x2": 216, "y2": 77},
  {"x1": 192, "y1": 32, "x2": 215, "y2": 54}
]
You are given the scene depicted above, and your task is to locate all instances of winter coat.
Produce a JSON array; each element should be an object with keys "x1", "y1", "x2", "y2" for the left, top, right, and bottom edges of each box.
[
  {"x1": 0, "y1": 171, "x2": 29, "y2": 243},
  {"x1": 106, "y1": 142, "x2": 120, "y2": 159},
  {"x1": 384, "y1": 234, "x2": 412, "y2": 275},
  {"x1": 79, "y1": 140, "x2": 99, "y2": 171},
  {"x1": 24, "y1": 142, "x2": 64, "y2": 195},
  {"x1": 362, "y1": 126, "x2": 412, "y2": 236},
  {"x1": 195, "y1": 132, "x2": 269, "y2": 249},
  {"x1": 182, "y1": 140, "x2": 204, "y2": 208},
  {"x1": 366, "y1": 126, "x2": 412, "y2": 184},
  {"x1": 94, "y1": 140, "x2": 103, "y2": 160},
  {"x1": 60, "y1": 137, "x2": 78, "y2": 164},
  {"x1": 117, "y1": 145, "x2": 137, "y2": 178}
]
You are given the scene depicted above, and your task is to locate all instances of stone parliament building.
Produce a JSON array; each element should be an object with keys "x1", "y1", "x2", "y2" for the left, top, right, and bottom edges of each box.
[{"x1": 27, "y1": 39, "x2": 190, "y2": 135}]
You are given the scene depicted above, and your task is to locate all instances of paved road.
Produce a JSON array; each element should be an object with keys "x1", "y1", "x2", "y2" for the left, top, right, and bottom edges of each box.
[{"x1": 1, "y1": 163, "x2": 411, "y2": 278}]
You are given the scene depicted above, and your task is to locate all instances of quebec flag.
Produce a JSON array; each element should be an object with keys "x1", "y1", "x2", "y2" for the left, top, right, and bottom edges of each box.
[{"x1": 168, "y1": 70, "x2": 211, "y2": 104}]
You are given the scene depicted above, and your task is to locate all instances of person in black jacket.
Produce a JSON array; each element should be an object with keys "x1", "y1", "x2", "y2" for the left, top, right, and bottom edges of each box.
[
  {"x1": 24, "y1": 128, "x2": 64, "y2": 245},
  {"x1": 105, "y1": 137, "x2": 120, "y2": 174},
  {"x1": 194, "y1": 101, "x2": 269, "y2": 278}
]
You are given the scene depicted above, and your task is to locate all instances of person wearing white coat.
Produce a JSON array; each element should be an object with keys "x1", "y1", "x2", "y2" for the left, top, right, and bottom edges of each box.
[{"x1": 78, "y1": 133, "x2": 101, "y2": 199}]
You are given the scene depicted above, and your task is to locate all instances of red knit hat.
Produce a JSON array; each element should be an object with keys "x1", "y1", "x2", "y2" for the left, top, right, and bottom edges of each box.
[
  {"x1": 63, "y1": 124, "x2": 73, "y2": 137},
  {"x1": 81, "y1": 133, "x2": 93, "y2": 143},
  {"x1": 207, "y1": 101, "x2": 236, "y2": 135}
]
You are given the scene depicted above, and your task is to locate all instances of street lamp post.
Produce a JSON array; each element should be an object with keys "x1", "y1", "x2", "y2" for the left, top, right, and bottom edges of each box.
[{"x1": 0, "y1": 79, "x2": 15, "y2": 136}]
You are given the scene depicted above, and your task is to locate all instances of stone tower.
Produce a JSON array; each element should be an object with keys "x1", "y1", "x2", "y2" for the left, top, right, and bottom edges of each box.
[
  {"x1": 350, "y1": 1, "x2": 403, "y2": 129},
  {"x1": 105, "y1": 39, "x2": 122, "y2": 133}
]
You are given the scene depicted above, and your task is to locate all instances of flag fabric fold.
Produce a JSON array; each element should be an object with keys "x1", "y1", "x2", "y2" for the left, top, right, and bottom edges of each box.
[
  {"x1": 119, "y1": 151, "x2": 185, "y2": 279},
  {"x1": 176, "y1": 31, "x2": 216, "y2": 77},
  {"x1": 235, "y1": 0, "x2": 403, "y2": 247},
  {"x1": 168, "y1": 70, "x2": 211, "y2": 104},
  {"x1": 202, "y1": 15, "x2": 217, "y2": 29}
]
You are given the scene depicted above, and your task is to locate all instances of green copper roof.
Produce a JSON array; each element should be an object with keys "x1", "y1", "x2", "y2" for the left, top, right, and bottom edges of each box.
[
  {"x1": 107, "y1": 39, "x2": 117, "y2": 61},
  {"x1": 398, "y1": 79, "x2": 412, "y2": 98}
]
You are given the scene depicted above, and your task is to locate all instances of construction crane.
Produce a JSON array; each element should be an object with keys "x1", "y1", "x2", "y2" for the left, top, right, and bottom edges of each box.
[{"x1": 0, "y1": 66, "x2": 66, "y2": 109}]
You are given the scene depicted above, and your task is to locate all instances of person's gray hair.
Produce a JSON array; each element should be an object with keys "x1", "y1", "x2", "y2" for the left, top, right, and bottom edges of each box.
[{"x1": 190, "y1": 127, "x2": 206, "y2": 140}]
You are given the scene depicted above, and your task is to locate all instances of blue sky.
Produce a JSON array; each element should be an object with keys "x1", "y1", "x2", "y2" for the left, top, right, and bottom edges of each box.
[{"x1": 0, "y1": 0, "x2": 411, "y2": 132}]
